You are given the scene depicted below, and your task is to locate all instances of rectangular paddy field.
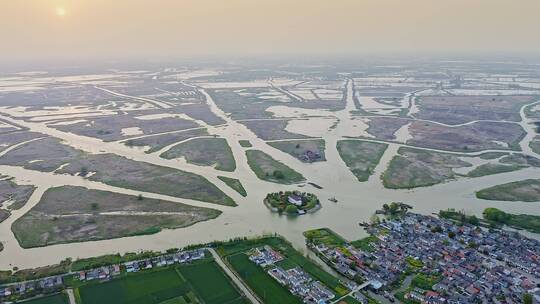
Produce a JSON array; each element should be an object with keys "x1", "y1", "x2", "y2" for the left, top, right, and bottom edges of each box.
[
  {"x1": 78, "y1": 260, "x2": 246, "y2": 304},
  {"x1": 178, "y1": 260, "x2": 247, "y2": 304},
  {"x1": 227, "y1": 253, "x2": 301, "y2": 304},
  {"x1": 22, "y1": 294, "x2": 69, "y2": 304}
]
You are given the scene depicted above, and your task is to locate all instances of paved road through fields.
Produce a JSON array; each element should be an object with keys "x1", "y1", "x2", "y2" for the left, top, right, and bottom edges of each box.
[
  {"x1": 208, "y1": 248, "x2": 262, "y2": 304},
  {"x1": 66, "y1": 289, "x2": 76, "y2": 304}
]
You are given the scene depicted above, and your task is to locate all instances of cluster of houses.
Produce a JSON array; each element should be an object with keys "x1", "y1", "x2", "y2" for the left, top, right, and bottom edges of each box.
[
  {"x1": 0, "y1": 249, "x2": 206, "y2": 301},
  {"x1": 78, "y1": 264, "x2": 121, "y2": 281},
  {"x1": 248, "y1": 246, "x2": 336, "y2": 304},
  {"x1": 350, "y1": 291, "x2": 370, "y2": 304},
  {"x1": 309, "y1": 241, "x2": 385, "y2": 291},
  {"x1": 405, "y1": 288, "x2": 442, "y2": 303},
  {"x1": 0, "y1": 275, "x2": 64, "y2": 299},
  {"x1": 249, "y1": 245, "x2": 284, "y2": 266},
  {"x1": 122, "y1": 249, "x2": 205, "y2": 274},
  {"x1": 308, "y1": 212, "x2": 540, "y2": 303},
  {"x1": 268, "y1": 267, "x2": 335, "y2": 304}
]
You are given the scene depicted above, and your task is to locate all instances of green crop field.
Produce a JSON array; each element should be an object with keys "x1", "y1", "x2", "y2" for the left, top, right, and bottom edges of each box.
[
  {"x1": 78, "y1": 268, "x2": 191, "y2": 304},
  {"x1": 245, "y1": 150, "x2": 305, "y2": 184},
  {"x1": 304, "y1": 228, "x2": 347, "y2": 247},
  {"x1": 238, "y1": 140, "x2": 252, "y2": 148},
  {"x1": 23, "y1": 294, "x2": 69, "y2": 304},
  {"x1": 227, "y1": 253, "x2": 301, "y2": 304},
  {"x1": 178, "y1": 260, "x2": 245, "y2": 304}
]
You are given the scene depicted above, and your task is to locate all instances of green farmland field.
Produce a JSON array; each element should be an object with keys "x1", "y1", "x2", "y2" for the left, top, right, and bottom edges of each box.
[
  {"x1": 78, "y1": 268, "x2": 190, "y2": 304},
  {"x1": 178, "y1": 260, "x2": 246, "y2": 304},
  {"x1": 303, "y1": 228, "x2": 347, "y2": 247},
  {"x1": 23, "y1": 294, "x2": 69, "y2": 304},
  {"x1": 78, "y1": 261, "x2": 247, "y2": 304},
  {"x1": 227, "y1": 253, "x2": 301, "y2": 304}
]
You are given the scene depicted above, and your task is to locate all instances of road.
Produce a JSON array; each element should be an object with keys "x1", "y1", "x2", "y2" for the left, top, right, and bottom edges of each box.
[
  {"x1": 331, "y1": 280, "x2": 371, "y2": 303},
  {"x1": 208, "y1": 248, "x2": 262, "y2": 304},
  {"x1": 66, "y1": 289, "x2": 76, "y2": 304}
]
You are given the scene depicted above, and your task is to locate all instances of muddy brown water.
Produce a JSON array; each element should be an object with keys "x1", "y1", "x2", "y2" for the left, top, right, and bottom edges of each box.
[{"x1": 0, "y1": 80, "x2": 539, "y2": 269}]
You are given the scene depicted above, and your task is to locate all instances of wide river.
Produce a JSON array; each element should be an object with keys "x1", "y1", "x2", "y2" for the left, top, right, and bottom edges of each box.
[{"x1": 0, "y1": 79, "x2": 539, "y2": 269}]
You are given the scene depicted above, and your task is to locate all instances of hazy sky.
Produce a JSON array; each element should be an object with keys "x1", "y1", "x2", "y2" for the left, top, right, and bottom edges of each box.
[{"x1": 1, "y1": 0, "x2": 539, "y2": 63}]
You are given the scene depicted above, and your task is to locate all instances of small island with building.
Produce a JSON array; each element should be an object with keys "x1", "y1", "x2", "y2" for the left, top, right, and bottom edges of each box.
[{"x1": 264, "y1": 191, "x2": 321, "y2": 215}]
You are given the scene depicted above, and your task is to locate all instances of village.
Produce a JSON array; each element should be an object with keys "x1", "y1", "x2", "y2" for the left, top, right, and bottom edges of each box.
[
  {"x1": 248, "y1": 245, "x2": 336, "y2": 303},
  {"x1": 2, "y1": 214, "x2": 540, "y2": 304},
  {"x1": 0, "y1": 249, "x2": 206, "y2": 301},
  {"x1": 307, "y1": 212, "x2": 540, "y2": 304}
]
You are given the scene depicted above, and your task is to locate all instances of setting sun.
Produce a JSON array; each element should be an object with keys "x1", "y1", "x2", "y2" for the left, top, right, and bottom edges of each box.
[{"x1": 55, "y1": 7, "x2": 66, "y2": 17}]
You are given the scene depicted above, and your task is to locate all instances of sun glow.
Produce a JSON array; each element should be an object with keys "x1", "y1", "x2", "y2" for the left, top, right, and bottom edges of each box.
[{"x1": 56, "y1": 7, "x2": 67, "y2": 17}]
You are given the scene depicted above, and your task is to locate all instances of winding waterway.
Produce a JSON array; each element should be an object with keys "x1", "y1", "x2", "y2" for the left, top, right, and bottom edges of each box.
[{"x1": 0, "y1": 79, "x2": 539, "y2": 269}]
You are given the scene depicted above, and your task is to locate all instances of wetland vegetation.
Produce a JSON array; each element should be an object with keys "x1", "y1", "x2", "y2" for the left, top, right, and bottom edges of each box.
[
  {"x1": 217, "y1": 176, "x2": 247, "y2": 197},
  {"x1": 337, "y1": 140, "x2": 387, "y2": 182},
  {"x1": 268, "y1": 139, "x2": 325, "y2": 163},
  {"x1": 238, "y1": 140, "x2": 252, "y2": 148},
  {"x1": 12, "y1": 186, "x2": 221, "y2": 248},
  {"x1": 0, "y1": 138, "x2": 236, "y2": 205},
  {"x1": 382, "y1": 148, "x2": 470, "y2": 188},
  {"x1": 476, "y1": 179, "x2": 540, "y2": 202},
  {"x1": 160, "y1": 137, "x2": 236, "y2": 172},
  {"x1": 246, "y1": 150, "x2": 305, "y2": 184},
  {"x1": 124, "y1": 128, "x2": 209, "y2": 153}
]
